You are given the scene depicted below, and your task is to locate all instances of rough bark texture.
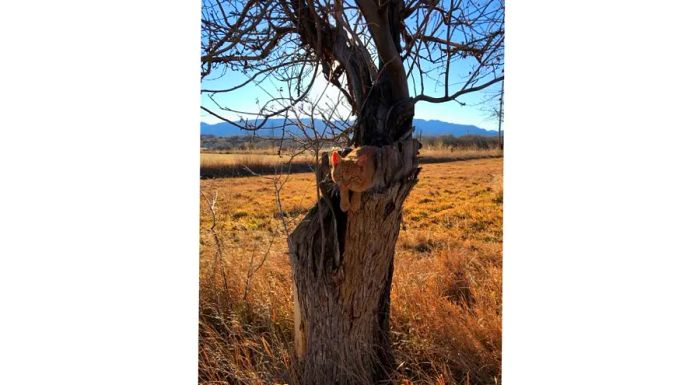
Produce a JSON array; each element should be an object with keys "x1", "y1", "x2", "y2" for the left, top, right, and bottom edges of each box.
[
  {"x1": 289, "y1": 137, "x2": 420, "y2": 385},
  {"x1": 286, "y1": 1, "x2": 419, "y2": 382}
]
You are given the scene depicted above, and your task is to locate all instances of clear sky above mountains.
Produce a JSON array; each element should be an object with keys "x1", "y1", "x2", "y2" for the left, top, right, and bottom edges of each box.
[
  {"x1": 200, "y1": 0, "x2": 504, "y2": 132},
  {"x1": 201, "y1": 70, "x2": 502, "y2": 131}
]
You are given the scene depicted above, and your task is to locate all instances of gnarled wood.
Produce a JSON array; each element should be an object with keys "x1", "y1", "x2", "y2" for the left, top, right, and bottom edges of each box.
[{"x1": 289, "y1": 136, "x2": 420, "y2": 385}]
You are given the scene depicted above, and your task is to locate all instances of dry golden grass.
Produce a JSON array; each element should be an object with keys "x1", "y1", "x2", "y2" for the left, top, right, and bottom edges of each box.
[
  {"x1": 200, "y1": 158, "x2": 502, "y2": 385},
  {"x1": 417, "y1": 144, "x2": 502, "y2": 163},
  {"x1": 200, "y1": 147, "x2": 502, "y2": 178},
  {"x1": 200, "y1": 152, "x2": 315, "y2": 178}
]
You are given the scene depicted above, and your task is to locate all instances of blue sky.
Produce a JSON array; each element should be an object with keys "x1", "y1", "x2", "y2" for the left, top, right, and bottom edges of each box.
[
  {"x1": 201, "y1": 70, "x2": 502, "y2": 131},
  {"x1": 200, "y1": 0, "x2": 504, "y2": 132},
  {"x1": 201, "y1": 9, "x2": 504, "y2": 132}
]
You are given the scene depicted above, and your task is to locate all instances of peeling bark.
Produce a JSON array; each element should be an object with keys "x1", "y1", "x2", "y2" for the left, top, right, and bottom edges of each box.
[
  {"x1": 289, "y1": 137, "x2": 420, "y2": 384},
  {"x1": 285, "y1": 1, "x2": 422, "y2": 383}
]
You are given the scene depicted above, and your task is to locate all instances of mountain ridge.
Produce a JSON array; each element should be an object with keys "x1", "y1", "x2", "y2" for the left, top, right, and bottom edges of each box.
[{"x1": 200, "y1": 118, "x2": 497, "y2": 137}]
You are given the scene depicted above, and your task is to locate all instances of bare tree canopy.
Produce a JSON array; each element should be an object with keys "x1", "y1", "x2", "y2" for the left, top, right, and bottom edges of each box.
[{"x1": 201, "y1": 0, "x2": 504, "y2": 144}]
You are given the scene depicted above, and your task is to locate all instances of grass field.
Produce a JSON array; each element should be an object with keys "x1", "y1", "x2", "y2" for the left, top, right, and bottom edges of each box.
[
  {"x1": 199, "y1": 158, "x2": 503, "y2": 385},
  {"x1": 200, "y1": 146, "x2": 502, "y2": 178}
]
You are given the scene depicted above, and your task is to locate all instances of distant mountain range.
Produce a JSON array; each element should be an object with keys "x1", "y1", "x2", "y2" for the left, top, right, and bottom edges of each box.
[{"x1": 200, "y1": 118, "x2": 497, "y2": 137}]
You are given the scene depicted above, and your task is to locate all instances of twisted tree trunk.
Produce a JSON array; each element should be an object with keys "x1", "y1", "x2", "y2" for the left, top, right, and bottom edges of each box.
[
  {"x1": 289, "y1": 133, "x2": 419, "y2": 385},
  {"x1": 287, "y1": 1, "x2": 418, "y2": 382}
]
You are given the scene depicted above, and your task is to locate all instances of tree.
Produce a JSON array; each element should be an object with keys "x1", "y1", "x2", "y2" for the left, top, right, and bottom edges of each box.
[
  {"x1": 481, "y1": 79, "x2": 503, "y2": 150},
  {"x1": 201, "y1": 1, "x2": 504, "y2": 383},
  {"x1": 498, "y1": 79, "x2": 504, "y2": 149}
]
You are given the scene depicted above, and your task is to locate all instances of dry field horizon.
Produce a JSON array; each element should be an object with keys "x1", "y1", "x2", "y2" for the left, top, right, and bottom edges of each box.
[
  {"x1": 200, "y1": 145, "x2": 502, "y2": 178},
  {"x1": 199, "y1": 157, "x2": 503, "y2": 385}
]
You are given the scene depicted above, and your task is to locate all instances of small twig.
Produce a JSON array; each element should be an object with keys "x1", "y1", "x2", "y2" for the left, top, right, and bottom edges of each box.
[{"x1": 200, "y1": 190, "x2": 230, "y2": 299}]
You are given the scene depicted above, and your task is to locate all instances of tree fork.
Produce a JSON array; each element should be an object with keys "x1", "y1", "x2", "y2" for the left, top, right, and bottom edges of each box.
[{"x1": 285, "y1": 1, "x2": 420, "y2": 382}]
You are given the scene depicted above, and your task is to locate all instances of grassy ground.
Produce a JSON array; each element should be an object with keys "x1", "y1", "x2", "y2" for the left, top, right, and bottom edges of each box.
[
  {"x1": 199, "y1": 158, "x2": 503, "y2": 385},
  {"x1": 200, "y1": 146, "x2": 502, "y2": 178}
]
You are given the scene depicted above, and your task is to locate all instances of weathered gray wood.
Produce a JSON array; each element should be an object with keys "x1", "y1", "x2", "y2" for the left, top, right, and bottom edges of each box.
[{"x1": 288, "y1": 135, "x2": 419, "y2": 385}]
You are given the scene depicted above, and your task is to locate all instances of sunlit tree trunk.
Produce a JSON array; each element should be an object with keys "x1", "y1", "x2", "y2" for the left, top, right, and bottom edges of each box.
[
  {"x1": 286, "y1": 0, "x2": 421, "y2": 382},
  {"x1": 289, "y1": 50, "x2": 418, "y2": 382},
  {"x1": 289, "y1": 136, "x2": 419, "y2": 385}
]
